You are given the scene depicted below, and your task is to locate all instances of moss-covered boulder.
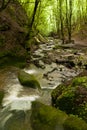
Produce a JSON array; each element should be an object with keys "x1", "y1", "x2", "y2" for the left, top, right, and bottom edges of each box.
[
  {"x1": 0, "y1": 90, "x2": 4, "y2": 105},
  {"x1": 51, "y1": 76, "x2": 87, "y2": 122},
  {"x1": 31, "y1": 101, "x2": 68, "y2": 130},
  {"x1": 63, "y1": 115, "x2": 87, "y2": 130},
  {"x1": 18, "y1": 71, "x2": 41, "y2": 89}
]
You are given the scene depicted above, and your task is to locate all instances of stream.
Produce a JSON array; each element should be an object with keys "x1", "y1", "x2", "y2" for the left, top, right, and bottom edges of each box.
[{"x1": 0, "y1": 38, "x2": 84, "y2": 129}]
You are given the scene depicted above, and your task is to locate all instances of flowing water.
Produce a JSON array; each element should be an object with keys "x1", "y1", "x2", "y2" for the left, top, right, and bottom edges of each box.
[
  {"x1": 0, "y1": 63, "x2": 79, "y2": 129},
  {"x1": 0, "y1": 39, "x2": 82, "y2": 129}
]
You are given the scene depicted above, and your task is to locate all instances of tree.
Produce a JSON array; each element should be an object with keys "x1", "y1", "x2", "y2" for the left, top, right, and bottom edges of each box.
[
  {"x1": 26, "y1": 0, "x2": 40, "y2": 40},
  {"x1": 68, "y1": 0, "x2": 72, "y2": 42},
  {"x1": 59, "y1": 0, "x2": 64, "y2": 43},
  {"x1": 65, "y1": 0, "x2": 73, "y2": 43}
]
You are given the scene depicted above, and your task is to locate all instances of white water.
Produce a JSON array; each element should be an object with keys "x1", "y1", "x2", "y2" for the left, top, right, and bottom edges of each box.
[
  {"x1": 9, "y1": 95, "x2": 39, "y2": 110},
  {"x1": 2, "y1": 74, "x2": 39, "y2": 110},
  {"x1": 1, "y1": 63, "x2": 79, "y2": 111}
]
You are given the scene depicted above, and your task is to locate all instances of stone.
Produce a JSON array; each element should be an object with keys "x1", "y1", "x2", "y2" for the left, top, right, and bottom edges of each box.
[
  {"x1": 31, "y1": 101, "x2": 68, "y2": 130},
  {"x1": 18, "y1": 70, "x2": 41, "y2": 89},
  {"x1": 51, "y1": 76, "x2": 87, "y2": 122}
]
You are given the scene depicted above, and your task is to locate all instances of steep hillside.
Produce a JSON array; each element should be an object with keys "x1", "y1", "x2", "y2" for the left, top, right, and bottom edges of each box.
[{"x1": 0, "y1": 1, "x2": 29, "y2": 67}]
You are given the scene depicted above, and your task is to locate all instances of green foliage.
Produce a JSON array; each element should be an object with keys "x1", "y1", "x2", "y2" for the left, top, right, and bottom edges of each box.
[
  {"x1": 19, "y1": 0, "x2": 87, "y2": 36},
  {"x1": 18, "y1": 70, "x2": 41, "y2": 89}
]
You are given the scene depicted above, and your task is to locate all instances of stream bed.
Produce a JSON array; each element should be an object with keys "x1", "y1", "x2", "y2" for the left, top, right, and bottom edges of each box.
[
  {"x1": 0, "y1": 38, "x2": 86, "y2": 129},
  {"x1": 0, "y1": 63, "x2": 79, "y2": 129}
]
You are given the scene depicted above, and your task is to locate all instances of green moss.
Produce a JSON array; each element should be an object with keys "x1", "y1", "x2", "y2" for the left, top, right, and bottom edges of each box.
[
  {"x1": 51, "y1": 76, "x2": 87, "y2": 122},
  {"x1": 31, "y1": 101, "x2": 68, "y2": 130},
  {"x1": 0, "y1": 90, "x2": 4, "y2": 105},
  {"x1": 51, "y1": 84, "x2": 67, "y2": 106},
  {"x1": 63, "y1": 115, "x2": 87, "y2": 130},
  {"x1": 56, "y1": 89, "x2": 75, "y2": 114},
  {"x1": 0, "y1": 56, "x2": 26, "y2": 69},
  {"x1": 18, "y1": 71, "x2": 41, "y2": 89},
  {"x1": 71, "y1": 76, "x2": 87, "y2": 87}
]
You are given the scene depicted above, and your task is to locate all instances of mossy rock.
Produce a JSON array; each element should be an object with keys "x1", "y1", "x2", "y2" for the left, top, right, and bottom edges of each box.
[
  {"x1": 51, "y1": 76, "x2": 87, "y2": 122},
  {"x1": 31, "y1": 101, "x2": 68, "y2": 130},
  {"x1": 71, "y1": 76, "x2": 87, "y2": 87},
  {"x1": 18, "y1": 71, "x2": 41, "y2": 89},
  {"x1": 51, "y1": 84, "x2": 67, "y2": 106},
  {"x1": 0, "y1": 90, "x2": 4, "y2": 105},
  {"x1": 63, "y1": 115, "x2": 87, "y2": 130}
]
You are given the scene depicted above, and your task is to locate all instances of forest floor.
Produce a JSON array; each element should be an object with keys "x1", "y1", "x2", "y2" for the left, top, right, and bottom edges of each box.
[{"x1": 73, "y1": 24, "x2": 87, "y2": 48}]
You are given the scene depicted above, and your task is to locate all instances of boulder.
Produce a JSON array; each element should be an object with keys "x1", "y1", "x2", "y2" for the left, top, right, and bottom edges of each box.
[
  {"x1": 51, "y1": 76, "x2": 87, "y2": 122},
  {"x1": 18, "y1": 70, "x2": 41, "y2": 89},
  {"x1": 31, "y1": 101, "x2": 68, "y2": 130}
]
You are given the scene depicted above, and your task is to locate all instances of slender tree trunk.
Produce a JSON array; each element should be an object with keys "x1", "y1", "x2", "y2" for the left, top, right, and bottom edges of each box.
[
  {"x1": 66, "y1": 0, "x2": 72, "y2": 43},
  {"x1": 68, "y1": 0, "x2": 72, "y2": 42},
  {"x1": 26, "y1": 0, "x2": 40, "y2": 40},
  {"x1": 59, "y1": 0, "x2": 64, "y2": 43},
  {"x1": 65, "y1": 0, "x2": 69, "y2": 40}
]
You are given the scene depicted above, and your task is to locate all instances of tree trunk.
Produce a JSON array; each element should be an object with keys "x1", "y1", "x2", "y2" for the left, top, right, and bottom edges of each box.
[
  {"x1": 59, "y1": 0, "x2": 64, "y2": 43},
  {"x1": 26, "y1": 0, "x2": 40, "y2": 40}
]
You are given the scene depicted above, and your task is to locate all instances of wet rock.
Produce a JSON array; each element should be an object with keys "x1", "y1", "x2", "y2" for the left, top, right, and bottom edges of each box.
[
  {"x1": 65, "y1": 60, "x2": 75, "y2": 69},
  {"x1": 58, "y1": 43, "x2": 74, "y2": 49},
  {"x1": 18, "y1": 70, "x2": 41, "y2": 89},
  {"x1": 56, "y1": 59, "x2": 68, "y2": 64},
  {"x1": 38, "y1": 60, "x2": 45, "y2": 69}
]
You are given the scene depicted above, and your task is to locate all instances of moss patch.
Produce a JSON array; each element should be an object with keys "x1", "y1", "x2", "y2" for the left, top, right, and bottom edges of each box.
[
  {"x1": 31, "y1": 101, "x2": 68, "y2": 130},
  {"x1": 18, "y1": 71, "x2": 41, "y2": 89},
  {"x1": 0, "y1": 56, "x2": 26, "y2": 69},
  {"x1": 51, "y1": 76, "x2": 87, "y2": 122},
  {"x1": 63, "y1": 115, "x2": 87, "y2": 130}
]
